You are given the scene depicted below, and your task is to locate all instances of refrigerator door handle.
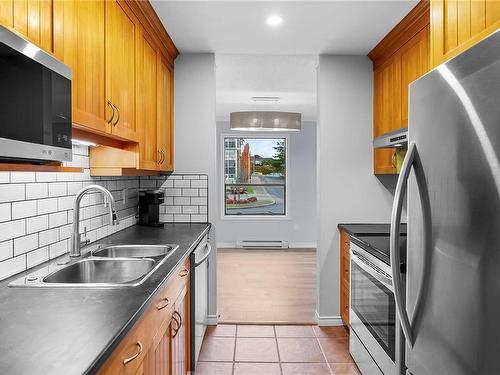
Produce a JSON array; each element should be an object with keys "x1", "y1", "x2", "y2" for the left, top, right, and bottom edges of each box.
[{"x1": 390, "y1": 141, "x2": 416, "y2": 348}]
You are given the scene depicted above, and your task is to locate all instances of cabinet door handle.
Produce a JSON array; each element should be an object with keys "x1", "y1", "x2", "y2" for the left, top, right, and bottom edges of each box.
[
  {"x1": 123, "y1": 341, "x2": 143, "y2": 365},
  {"x1": 157, "y1": 150, "x2": 162, "y2": 164},
  {"x1": 159, "y1": 150, "x2": 165, "y2": 164},
  {"x1": 112, "y1": 103, "x2": 120, "y2": 126},
  {"x1": 171, "y1": 312, "x2": 180, "y2": 338},
  {"x1": 179, "y1": 268, "x2": 189, "y2": 277},
  {"x1": 107, "y1": 100, "x2": 115, "y2": 124},
  {"x1": 156, "y1": 297, "x2": 170, "y2": 310}
]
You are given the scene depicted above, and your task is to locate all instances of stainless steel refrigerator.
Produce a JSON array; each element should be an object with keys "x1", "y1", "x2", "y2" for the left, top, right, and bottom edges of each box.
[{"x1": 390, "y1": 29, "x2": 500, "y2": 374}]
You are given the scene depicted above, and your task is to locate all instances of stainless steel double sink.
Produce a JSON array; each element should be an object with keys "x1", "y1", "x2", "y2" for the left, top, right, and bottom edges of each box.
[{"x1": 9, "y1": 244, "x2": 179, "y2": 288}]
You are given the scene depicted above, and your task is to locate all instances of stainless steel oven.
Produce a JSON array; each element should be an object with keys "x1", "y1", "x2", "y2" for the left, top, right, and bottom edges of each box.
[{"x1": 349, "y1": 241, "x2": 403, "y2": 375}]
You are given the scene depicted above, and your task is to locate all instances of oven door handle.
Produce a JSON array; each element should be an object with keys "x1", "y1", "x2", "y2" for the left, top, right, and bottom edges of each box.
[
  {"x1": 390, "y1": 142, "x2": 416, "y2": 348},
  {"x1": 194, "y1": 242, "x2": 212, "y2": 267},
  {"x1": 351, "y1": 249, "x2": 393, "y2": 291}
]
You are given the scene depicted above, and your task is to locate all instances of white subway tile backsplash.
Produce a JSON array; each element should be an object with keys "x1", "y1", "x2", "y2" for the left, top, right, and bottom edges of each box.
[
  {"x1": 141, "y1": 174, "x2": 208, "y2": 224},
  {"x1": 182, "y1": 189, "x2": 198, "y2": 197},
  {"x1": 0, "y1": 220, "x2": 26, "y2": 242},
  {"x1": 174, "y1": 214, "x2": 190, "y2": 222},
  {"x1": 10, "y1": 172, "x2": 35, "y2": 183},
  {"x1": 49, "y1": 212, "x2": 67, "y2": 228},
  {"x1": 191, "y1": 197, "x2": 207, "y2": 206},
  {"x1": 58, "y1": 196, "x2": 74, "y2": 210},
  {"x1": 174, "y1": 179, "x2": 190, "y2": 188},
  {"x1": 165, "y1": 206, "x2": 181, "y2": 214},
  {"x1": 27, "y1": 215, "x2": 49, "y2": 234},
  {"x1": 39, "y1": 228, "x2": 60, "y2": 247},
  {"x1": 0, "y1": 203, "x2": 11, "y2": 222},
  {"x1": 49, "y1": 240, "x2": 68, "y2": 259},
  {"x1": 165, "y1": 188, "x2": 182, "y2": 197},
  {"x1": 0, "y1": 255, "x2": 26, "y2": 280},
  {"x1": 27, "y1": 246, "x2": 49, "y2": 268},
  {"x1": 12, "y1": 200, "x2": 37, "y2": 220},
  {"x1": 191, "y1": 179, "x2": 208, "y2": 188},
  {"x1": 36, "y1": 172, "x2": 57, "y2": 182},
  {"x1": 59, "y1": 224, "x2": 72, "y2": 240},
  {"x1": 14, "y1": 233, "x2": 39, "y2": 256},
  {"x1": 37, "y1": 198, "x2": 59, "y2": 215},
  {"x1": 174, "y1": 197, "x2": 190, "y2": 206},
  {"x1": 0, "y1": 172, "x2": 10, "y2": 183},
  {"x1": 0, "y1": 184, "x2": 25, "y2": 203},
  {"x1": 48, "y1": 182, "x2": 67, "y2": 197},
  {"x1": 191, "y1": 215, "x2": 208, "y2": 223},
  {"x1": 26, "y1": 183, "x2": 48, "y2": 199},
  {"x1": 0, "y1": 241, "x2": 13, "y2": 261},
  {"x1": 182, "y1": 206, "x2": 198, "y2": 214}
]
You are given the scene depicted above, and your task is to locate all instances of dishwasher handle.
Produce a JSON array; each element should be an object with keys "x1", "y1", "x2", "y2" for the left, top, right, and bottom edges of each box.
[{"x1": 194, "y1": 241, "x2": 212, "y2": 267}]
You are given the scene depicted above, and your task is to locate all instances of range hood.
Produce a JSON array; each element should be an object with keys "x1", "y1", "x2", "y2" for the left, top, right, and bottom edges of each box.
[{"x1": 373, "y1": 128, "x2": 408, "y2": 148}]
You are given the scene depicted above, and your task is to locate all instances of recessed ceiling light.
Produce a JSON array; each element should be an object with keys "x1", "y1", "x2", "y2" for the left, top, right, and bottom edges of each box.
[{"x1": 266, "y1": 15, "x2": 283, "y2": 27}]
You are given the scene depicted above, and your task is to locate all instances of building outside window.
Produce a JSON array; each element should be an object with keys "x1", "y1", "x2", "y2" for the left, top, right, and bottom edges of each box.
[{"x1": 223, "y1": 136, "x2": 287, "y2": 216}]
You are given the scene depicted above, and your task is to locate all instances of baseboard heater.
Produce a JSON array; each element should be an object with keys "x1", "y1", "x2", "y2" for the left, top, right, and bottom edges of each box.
[{"x1": 236, "y1": 240, "x2": 289, "y2": 249}]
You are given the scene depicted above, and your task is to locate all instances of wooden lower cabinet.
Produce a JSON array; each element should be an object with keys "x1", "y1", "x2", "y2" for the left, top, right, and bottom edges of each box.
[
  {"x1": 340, "y1": 230, "x2": 350, "y2": 327},
  {"x1": 98, "y1": 258, "x2": 190, "y2": 375}
]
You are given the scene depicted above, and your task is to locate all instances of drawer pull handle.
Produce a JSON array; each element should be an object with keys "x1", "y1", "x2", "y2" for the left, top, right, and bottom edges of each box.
[
  {"x1": 156, "y1": 297, "x2": 170, "y2": 310},
  {"x1": 179, "y1": 269, "x2": 189, "y2": 277},
  {"x1": 123, "y1": 341, "x2": 143, "y2": 365}
]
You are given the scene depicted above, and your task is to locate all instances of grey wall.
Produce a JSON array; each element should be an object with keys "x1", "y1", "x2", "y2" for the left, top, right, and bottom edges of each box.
[
  {"x1": 316, "y1": 55, "x2": 397, "y2": 324},
  {"x1": 215, "y1": 121, "x2": 317, "y2": 247},
  {"x1": 174, "y1": 53, "x2": 218, "y2": 321}
]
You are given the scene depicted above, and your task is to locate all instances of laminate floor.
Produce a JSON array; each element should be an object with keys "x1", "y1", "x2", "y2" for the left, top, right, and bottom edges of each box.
[
  {"x1": 196, "y1": 324, "x2": 359, "y2": 375},
  {"x1": 217, "y1": 249, "x2": 316, "y2": 324}
]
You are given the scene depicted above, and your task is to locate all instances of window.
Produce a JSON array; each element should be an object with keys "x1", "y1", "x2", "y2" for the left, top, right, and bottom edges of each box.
[{"x1": 223, "y1": 136, "x2": 287, "y2": 216}]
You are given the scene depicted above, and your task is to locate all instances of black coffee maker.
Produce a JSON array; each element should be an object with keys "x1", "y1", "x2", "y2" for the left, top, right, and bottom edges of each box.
[{"x1": 138, "y1": 189, "x2": 164, "y2": 227}]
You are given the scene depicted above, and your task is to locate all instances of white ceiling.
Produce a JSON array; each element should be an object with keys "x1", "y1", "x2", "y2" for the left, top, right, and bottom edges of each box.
[
  {"x1": 151, "y1": 1, "x2": 418, "y2": 55},
  {"x1": 216, "y1": 54, "x2": 318, "y2": 121},
  {"x1": 151, "y1": 0, "x2": 418, "y2": 121}
]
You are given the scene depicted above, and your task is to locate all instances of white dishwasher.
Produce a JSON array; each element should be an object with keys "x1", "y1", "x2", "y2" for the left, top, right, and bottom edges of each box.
[{"x1": 190, "y1": 234, "x2": 211, "y2": 370}]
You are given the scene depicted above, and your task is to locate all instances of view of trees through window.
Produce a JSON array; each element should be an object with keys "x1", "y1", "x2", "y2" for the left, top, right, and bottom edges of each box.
[{"x1": 224, "y1": 137, "x2": 286, "y2": 216}]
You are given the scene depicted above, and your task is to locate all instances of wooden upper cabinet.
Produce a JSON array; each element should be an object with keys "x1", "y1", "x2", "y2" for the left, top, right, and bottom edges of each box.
[
  {"x1": 401, "y1": 26, "x2": 429, "y2": 127},
  {"x1": 106, "y1": 0, "x2": 139, "y2": 142},
  {"x1": 431, "y1": 0, "x2": 500, "y2": 67},
  {"x1": 369, "y1": 1, "x2": 430, "y2": 174},
  {"x1": 373, "y1": 54, "x2": 401, "y2": 174},
  {"x1": 137, "y1": 29, "x2": 160, "y2": 171},
  {"x1": 0, "y1": 0, "x2": 52, "y2": 52},
  {"x1": 157, "y1": 56, "x2": 174, "y2": 172},
  {"x1": 53, "y1": 0, "x2": 108, "y2": 134}
]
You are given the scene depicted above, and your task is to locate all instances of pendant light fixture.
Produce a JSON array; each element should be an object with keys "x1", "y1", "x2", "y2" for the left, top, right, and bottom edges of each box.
[{"x1": 230, "y1": 111, "x2": 301, "y2": 132}]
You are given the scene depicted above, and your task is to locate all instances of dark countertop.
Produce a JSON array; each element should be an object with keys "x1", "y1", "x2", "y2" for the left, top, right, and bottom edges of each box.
[
  {"x1": 0, "y1": 223, "x2": 210, "y2": 375},
  {"x1": 338, "y1": 223, "x2": 407, "y2": 236}
]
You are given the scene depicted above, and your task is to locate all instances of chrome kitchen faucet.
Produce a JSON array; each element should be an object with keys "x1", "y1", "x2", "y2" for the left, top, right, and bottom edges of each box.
[{"x1": 70, "y1": 185, "x2": 119, "y2": 257}]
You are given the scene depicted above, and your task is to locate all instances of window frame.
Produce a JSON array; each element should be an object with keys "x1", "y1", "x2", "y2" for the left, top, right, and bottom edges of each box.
[{"x1": 220, "y1": 133, "x2": 290, "y2": 221}]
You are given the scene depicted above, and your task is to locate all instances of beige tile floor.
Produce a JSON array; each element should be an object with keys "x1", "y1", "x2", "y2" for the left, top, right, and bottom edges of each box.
[
  {"x1": 217, "y1": 249, "x2": 317, "y2": 324},
  {"x1": 196, "y1": 325, "x2": 360, "y2": 375}
]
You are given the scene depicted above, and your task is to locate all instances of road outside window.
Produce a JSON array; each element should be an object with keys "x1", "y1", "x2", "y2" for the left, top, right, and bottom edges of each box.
[{"x1": 224, "y1": 137, "x2": 286, "y2": 216}]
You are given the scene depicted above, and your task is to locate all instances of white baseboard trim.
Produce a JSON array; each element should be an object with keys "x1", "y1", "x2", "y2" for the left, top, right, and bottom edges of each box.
[
  {"x1": 216, "y1": 242, "x2": 236, "y2": 249},
  {"x1": 217, "y1": 242, "x2": 317, "y2": 249},
  {"x1": 315, "y1": 310, "x2": 344, "y2": 326},
  {"x1": 206, "y1": 314, "x2": 219, "y2": 325},
  {"x1": 289, "y1": 242, "x2": 317, "y2": 249}
]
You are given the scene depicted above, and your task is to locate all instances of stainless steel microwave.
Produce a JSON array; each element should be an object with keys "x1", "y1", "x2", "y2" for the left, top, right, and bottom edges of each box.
[{"x1": 0, "y1": 26, "x2": 72, "y2": 163}]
